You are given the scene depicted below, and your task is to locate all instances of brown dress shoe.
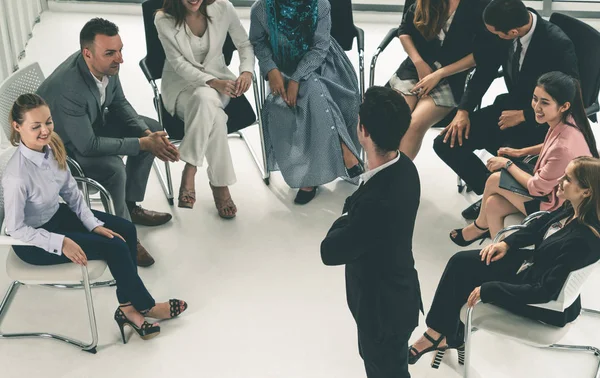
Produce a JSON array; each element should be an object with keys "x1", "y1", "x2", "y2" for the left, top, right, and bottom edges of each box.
[
  {"x1": 129, "y1": 205, "x2": 172, "y2": 227},
  {"x1": 137, "y1": 240, "x2": 155, "y2": 267}
]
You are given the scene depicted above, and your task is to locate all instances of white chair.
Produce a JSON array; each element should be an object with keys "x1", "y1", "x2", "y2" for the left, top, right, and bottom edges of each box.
[
  {"x1": 0, "y1": 62, "x2": 94, "y2": 199},
  {"x1": 460, "y1": 213, "x2": 600, "y2": 377},
  {"x1": 501, "y1": 210, "x2": 551, "y2": 236},
  {"x1": 0, "y1": 62, "x2": 45, "y2": 146},
  {"x1": 0, "y1": 147, "x2": 118, "y2": 354}
]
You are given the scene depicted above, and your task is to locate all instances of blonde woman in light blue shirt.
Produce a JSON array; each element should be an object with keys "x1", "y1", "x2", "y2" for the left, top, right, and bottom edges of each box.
[{"x1": 2, "y1": 94, "x2": 187, "y2": 343}]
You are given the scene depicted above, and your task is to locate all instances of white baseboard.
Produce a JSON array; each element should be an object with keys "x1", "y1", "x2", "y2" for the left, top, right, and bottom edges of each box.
[{"x1": 48, "y1": 0, "x2": 142, "y2": 15}]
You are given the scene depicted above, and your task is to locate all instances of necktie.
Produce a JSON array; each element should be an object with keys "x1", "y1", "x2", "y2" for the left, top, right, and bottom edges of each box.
[{"x1": 511, "y1": 38, "x2": 523, "y2": 82}]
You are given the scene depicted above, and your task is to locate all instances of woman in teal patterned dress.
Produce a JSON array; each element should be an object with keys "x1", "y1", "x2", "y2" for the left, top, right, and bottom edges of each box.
[{"x1": 250, "y1": 0, "x2": 363, "y2": 204}]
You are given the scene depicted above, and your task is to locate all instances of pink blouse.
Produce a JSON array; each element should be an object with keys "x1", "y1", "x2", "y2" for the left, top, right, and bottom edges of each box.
[{"x1": 527, "y1": 117, "x2": 592, "y2": 211}]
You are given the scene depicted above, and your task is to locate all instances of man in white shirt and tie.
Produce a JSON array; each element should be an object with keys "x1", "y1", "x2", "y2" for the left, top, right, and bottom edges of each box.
[{"x1": 433, "y1": 0, "x2": 578, "y2": 218}]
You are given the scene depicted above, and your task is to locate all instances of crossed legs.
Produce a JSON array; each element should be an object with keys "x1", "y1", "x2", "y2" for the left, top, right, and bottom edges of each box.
[
  {"x1": 397, "y1": 95, "x2": 453, "y2": 160},
  {"x1": 457, "y1": 172, "x2": 529, "y2": 240}
]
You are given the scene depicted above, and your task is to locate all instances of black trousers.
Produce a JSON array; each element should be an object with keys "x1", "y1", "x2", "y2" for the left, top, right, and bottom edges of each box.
[
  {"x1": 425, "y1": 249, "x2": 578, "y2": 347},
  {"x1": 433, "y1": 95, "x2": 548, "y2": 195},
  {"x1": 358, "y1": 329, "x2": 413, "y2": 378},
  {"x1": 13, "y1": 204, "x2": 155, "y2": 312}
]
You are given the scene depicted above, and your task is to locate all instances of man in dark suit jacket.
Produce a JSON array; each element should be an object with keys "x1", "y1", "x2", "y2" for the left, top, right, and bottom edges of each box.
[
  {"x1": 37, "y1": 18, "x2": 180, "y2": 266},
  {"x1": 321, "y1": 87, "x2": 422, "y2": 378},
  {"x1": 433, "y1": 0, "x2": 578, "y2": 197}
]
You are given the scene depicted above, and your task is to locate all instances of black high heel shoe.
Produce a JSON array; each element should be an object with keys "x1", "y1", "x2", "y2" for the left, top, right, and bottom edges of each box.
[
  {"x1": 114, "y1": 304, "x2": 160, "y2": 344},
  {"x1": 429, "y1": 344, "x2": 466, "y2": 369},
  {"x1": 408, "y1": 332, "x2": 448, "y2": 366},
  {"x1": 450, "y1": 220, "x2": 490, "y2": 247},
  {"x1": 409, "y1": 333, "x2": 465, "y2": 369}
]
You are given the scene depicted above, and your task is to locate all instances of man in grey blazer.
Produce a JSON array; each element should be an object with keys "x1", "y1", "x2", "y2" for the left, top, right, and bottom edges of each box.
[{"x1": 37, "y1": 18, "x2": 180, "y2": 267}]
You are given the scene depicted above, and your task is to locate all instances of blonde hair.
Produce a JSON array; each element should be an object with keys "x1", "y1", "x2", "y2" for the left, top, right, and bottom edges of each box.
[
  {"x1": 413, "y1": 0, "x2": 449, "y2": 41},
  {"x1": 568, "y1": 156, "x2": 600, "y2": 237},
  {"x1": 9, "y1": 93, "x2": 67, "y2": 170}
]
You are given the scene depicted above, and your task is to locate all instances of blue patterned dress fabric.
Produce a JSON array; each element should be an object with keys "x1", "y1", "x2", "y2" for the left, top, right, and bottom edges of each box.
[{"x1": 250, "y1": 0, "x2": 362, "y2": 188}]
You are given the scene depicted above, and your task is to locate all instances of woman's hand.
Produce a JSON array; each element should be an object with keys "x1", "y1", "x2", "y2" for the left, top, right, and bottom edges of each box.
[
  {"x1": 498, "y1": 147, "x2": 524, "y2": 158},
  {"x1": 414, "y1": 60, "x2": 433, "y2": 81},
  {"x1": 286, "y1": 80, "x2": 299, "y2": 107},
  {"x1": 479, "y1": 241, "x2": 509, "y2": 265},
  {"x1": 235, "y1": 71, "x2": 253, "y2": 96},
  {"x1": 207, "y1": 79, "x2": 237, "y2": 98},
  {"x1": 412, "y1": 70, "x2": 442, "y2": 97},
  {"x1": 92, "y1": 226, "x2": 125, "y2": 242},
  {"x1": 486, "y1": 156, "x2": 510, "y2": 172},
  {"x1": 267, "y1": 69, "x2": 288, "y2": 102},
  {"x1": 62, "y1": 237, "x2": 87, "y2": 266},
  {"x1": 467, "y1": 286, "x2": 481, "y2": 307}
]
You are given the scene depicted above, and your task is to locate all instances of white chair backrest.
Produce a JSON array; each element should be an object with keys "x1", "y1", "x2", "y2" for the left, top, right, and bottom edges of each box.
[
  {"x1": 0, "y1": 63, "x2": 45, "y2": 144},
  {"x1": 0, "y1": 146, "x2": 18, "y2": 229},
  {"x1": 530, "y1": 261, "x2": 599, "y2": 312}
]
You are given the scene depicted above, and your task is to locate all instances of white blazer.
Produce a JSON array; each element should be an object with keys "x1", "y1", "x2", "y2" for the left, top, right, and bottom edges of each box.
[{"x1": 154, "y1": 0, "x2": 255, "y2": 115}]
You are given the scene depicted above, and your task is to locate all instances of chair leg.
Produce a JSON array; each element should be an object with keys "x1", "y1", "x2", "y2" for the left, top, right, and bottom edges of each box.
[
  {"x1": 457, "y1": 175, "x2": 465, "y2": 193},
  {"x1": 0, "y1": 267, "x2": 104, "y2": 353},
  {"x1": 152, "y1": 159, "x2": 175, "y2": 206},
  {"x1": 582, "y1": 308, "x2": 600, "y2": 317},
  {"x1": 252, "y1": 74, "x2": 271, "y2": 186},
  {"x1": 228, "y1": 130, "x2": 269, "y2": 184},
  {"x1": 81, "y1": 266, "x2": 99, "y2": 354},
  {"x1": 40, "y1": 279, "x2": 116, "y2": 290},
  {"x1": 463, "y1": 306, "x2": 477, "y2": 378},
  {"x1": 545, "y1": 344, "x2": 600, "y2": 378}
]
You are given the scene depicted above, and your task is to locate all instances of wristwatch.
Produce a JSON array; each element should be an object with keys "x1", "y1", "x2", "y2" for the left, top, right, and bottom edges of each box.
[{"x1": 505, "y1": 160, "x2": 513, "y2": 170}]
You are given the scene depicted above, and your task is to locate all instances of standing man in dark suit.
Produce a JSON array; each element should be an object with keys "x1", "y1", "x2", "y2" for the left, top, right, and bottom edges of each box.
[
  {"x1": 321, "y1": 86, "x2": 422, "y2": 378},
  {"x1": 433, "y1": 0, "x2": 579, "y2": 216},
  {"x1": 37, "y1": 18, "x2": 180, "y2": 267}
]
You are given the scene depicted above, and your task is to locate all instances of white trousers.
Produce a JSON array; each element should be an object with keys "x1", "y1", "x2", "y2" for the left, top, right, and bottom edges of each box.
[{"x1": 175, "y1": 86, "x2": 235, "y2": 186}]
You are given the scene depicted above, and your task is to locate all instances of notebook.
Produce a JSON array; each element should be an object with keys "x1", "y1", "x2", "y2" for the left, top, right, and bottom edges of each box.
[{"x1": 499, "y1": 169, "x2": 550, "y2": 202}]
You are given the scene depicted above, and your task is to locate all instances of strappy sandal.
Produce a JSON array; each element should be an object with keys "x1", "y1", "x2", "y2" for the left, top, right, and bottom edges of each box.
[
  {"x1": 450, "y1": 220, "x2": 491, "y2": 247},
  {"x1": 209, "y1": 184, "x2": 237, "y2": 219},
  {"x1": 144, "y1": 299, "x2": 188, "y2": 320},
  {"x1": 114, "y1": 304, "x2": 160, "y2": 344},
  {"x1": 408, "y1": 332, "x2": 448, "y2": 366},
  {"x1": 178, "y1": 188, "x2": 196, "y2": 209},
  {"x1": 168, "y1": 298, "x2": 188, "y2": 318}
]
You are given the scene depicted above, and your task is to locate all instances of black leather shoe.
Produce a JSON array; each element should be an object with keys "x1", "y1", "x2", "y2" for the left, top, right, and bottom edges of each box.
[
  {"x1": 346, "y1": 164, "x2": 364, "y2": 179},
  {"x1": 461, "y1": 199, "x2": 482, "y2": 220},
  {"x1": 294, "y1": 187, "x2": 317, "y2": 205}
]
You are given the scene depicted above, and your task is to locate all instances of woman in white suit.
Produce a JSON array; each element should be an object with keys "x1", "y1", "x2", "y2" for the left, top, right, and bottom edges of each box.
[{"x1": 155, "y1": 0, "x2": 254, "y2": 218}]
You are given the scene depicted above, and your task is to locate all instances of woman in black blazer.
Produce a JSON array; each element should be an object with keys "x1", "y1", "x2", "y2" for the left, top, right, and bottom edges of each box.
[
  {"x1": 389, "y1": 0, "x2": 494, "y2": 159},
  {"x1": 408, "y1": 156, "x2": 600, "y2": 367}
]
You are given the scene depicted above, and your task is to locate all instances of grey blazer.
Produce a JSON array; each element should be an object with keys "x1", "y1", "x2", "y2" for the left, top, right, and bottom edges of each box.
[{"x1": 37, "y1": 52, "x2": 148, "y2": 157}]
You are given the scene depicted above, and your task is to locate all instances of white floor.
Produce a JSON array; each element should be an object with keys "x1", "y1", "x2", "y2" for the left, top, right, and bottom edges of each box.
[{"x1": 1, "y1": 8, "x2": 600, "y2": 378}]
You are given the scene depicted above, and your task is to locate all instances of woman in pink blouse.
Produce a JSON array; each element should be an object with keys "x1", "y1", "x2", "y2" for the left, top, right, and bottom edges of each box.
[{"x1": 450, "y1": 71, "x2": 599, "y2": 245}]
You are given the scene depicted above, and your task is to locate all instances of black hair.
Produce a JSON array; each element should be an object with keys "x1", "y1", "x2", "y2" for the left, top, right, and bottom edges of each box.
[
  {"x1": 483, "y1": 0, "x2": 530, "y2": 34},
  {"x1": 359, "y1": 86, "x2": 412, "y2": 155},
  {"x1": 79, "y1": 18, "x2": 119, "y2": 51},
  {"x1": 536, "y1": 72, "x2": 599, "y2": 158}
]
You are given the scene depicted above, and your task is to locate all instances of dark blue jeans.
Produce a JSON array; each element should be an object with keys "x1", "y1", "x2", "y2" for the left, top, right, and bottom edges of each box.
[{"x1": 13, "y1": 204, "x2": 155, "y2": 312}]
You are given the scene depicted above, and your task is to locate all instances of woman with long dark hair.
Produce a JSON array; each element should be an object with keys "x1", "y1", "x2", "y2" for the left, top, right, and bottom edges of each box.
[
  {"x1": 155, "y1": 0, "x2": 254, "y2": 217},
  {"x1": 451, "y1": 72, "x2": 598, "y2": 245},
  {"x1": 409, "y1": 156, "x2": 600, "y2": 368},
  {"x1": 249, "y1": 0, "x2": 363, "y2": 204},
  {"x1": 389, "y1": 0, "x2": 493, "y2": 159},
  {"x1": 3, "y1": 94, "x2": 187, "y2": 343}
]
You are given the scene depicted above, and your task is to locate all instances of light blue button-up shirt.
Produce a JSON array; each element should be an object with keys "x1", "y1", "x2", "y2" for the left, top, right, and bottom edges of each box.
[{"x1": 2, "y1": 144, "x2": 103, "y2": 255}]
